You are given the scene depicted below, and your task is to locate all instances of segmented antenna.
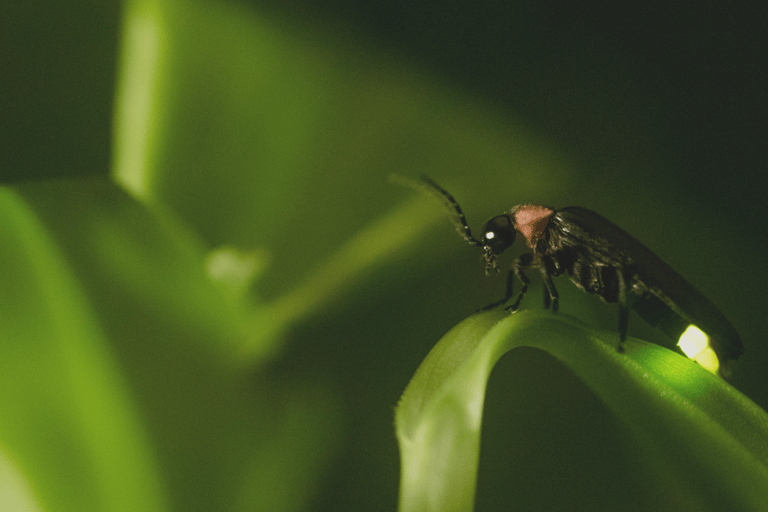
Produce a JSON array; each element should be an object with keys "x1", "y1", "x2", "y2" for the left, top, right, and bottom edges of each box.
[{"x1": 390, "y1": 174, "x2": 482, "y2": 246}]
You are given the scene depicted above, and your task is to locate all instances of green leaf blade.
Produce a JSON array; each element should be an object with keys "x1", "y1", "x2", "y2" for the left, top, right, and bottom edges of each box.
[
  {"x1": 0, "y1": 186, "x2": 170, "y2": 512},
  {"x1": 396, "y1": 310, "x2": 768, "y2": 512}
]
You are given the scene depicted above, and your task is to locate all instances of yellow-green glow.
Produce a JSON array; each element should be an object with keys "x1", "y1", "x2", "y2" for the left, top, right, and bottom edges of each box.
[
  {"x1": 678, "y1": 324, "x2": 720, "y2": 375},
  {"x1": 678, "y1": 325, "x2": 708, "y2": 358},
  {"x1": 692, "y1": 347, "x2": 720, "y2": 375}
]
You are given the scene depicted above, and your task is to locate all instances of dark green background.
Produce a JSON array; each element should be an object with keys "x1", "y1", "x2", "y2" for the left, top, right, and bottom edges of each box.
[{"x1": 2, "y1": 0, "x2": 767, "y2": 510}]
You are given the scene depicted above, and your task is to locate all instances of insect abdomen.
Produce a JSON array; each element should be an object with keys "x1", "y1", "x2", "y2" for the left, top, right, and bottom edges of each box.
[
  {"x1": 547, "y1": 207, "x2": 743, "y2": 366},
  {"x1": 569, "y1": 259, "x2": 621, "y2": 302}
]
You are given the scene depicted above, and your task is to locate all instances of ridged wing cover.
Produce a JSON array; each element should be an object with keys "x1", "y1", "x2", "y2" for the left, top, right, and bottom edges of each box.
[{"x1": 547, "y1": 206, "x2": 743, "y2": 363}]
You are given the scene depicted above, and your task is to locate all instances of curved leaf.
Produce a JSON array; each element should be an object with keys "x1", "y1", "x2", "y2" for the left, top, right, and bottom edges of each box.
[{"x1": 396, "y1": 309, "x2": 768, "y2": 512}]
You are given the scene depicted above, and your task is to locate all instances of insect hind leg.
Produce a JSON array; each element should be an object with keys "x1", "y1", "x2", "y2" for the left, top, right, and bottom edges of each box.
[{"x1": 539, "y1": 255, "x2": 560, "y2": 313}]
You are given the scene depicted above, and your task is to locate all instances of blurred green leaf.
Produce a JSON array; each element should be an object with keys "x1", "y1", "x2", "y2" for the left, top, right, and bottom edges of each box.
[
  {"x1": 2, "y1": 177, "x2": 344, "y2": 511},
  {"x1": 0, "y1": 186, "x2": 169, "y2": 512},
  {"x1": 13, "y1": 177, "x2": 248, "y2": 357},
  {"x1": 396, "y1": 310, "x2": 768, "y2": 512}
]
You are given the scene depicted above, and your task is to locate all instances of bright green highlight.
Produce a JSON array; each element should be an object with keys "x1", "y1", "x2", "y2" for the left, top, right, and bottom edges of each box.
[
  {"x1": 206, "y1": 245, "x2": 269, "y2": 299},
  {"x1": 396, "y1": 310, "x2": 768, "y2": 512},
  {"x1": 113, "y1": 0, "x2": 166, "y2": 198},
  {"x1": 678, "y1": 324, "x2": 719, "y2": 375},
  {"x1": 0, "y1": 446, "x2": 40, "y2": 512}
]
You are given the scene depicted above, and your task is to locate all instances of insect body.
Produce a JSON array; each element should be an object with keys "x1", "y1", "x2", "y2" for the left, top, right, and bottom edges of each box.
[{"x1": 408, "y1": 175, "x2": 743, "y2": 377}]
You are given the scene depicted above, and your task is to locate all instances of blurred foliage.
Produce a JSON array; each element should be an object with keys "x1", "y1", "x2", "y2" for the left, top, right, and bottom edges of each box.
[{"x1": 1, "y1": 0, "x2": 767, "y2": 511}]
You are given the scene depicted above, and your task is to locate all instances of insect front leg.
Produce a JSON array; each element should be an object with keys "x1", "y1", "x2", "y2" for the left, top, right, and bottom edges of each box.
[
  {"x1": 479, "y1": 264, "x2": 519, "y2": 311},
  {"x1": 503, "y1": 253, "x2": 535, "y2": 313}
]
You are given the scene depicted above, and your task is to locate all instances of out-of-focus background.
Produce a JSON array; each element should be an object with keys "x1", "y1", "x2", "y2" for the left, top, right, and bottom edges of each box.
[{"x1": 2, "y1": 0, "x2": 766, "y2": 510}]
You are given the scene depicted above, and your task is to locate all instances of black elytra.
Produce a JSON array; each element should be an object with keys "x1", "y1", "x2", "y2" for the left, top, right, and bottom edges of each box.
[{"x1": 402, "y1": 175, "x2": 743, "y2": 375}]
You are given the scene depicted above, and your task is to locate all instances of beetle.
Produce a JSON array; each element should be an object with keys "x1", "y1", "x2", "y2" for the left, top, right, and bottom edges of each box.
[{"x1": 402, "y1": 174, "x2": 743, "y2": 377}]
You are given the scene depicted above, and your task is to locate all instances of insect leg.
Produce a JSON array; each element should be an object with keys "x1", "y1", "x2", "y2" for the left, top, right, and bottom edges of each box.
[
  {"x1": 616, "y1": 268, "x2": 628, "y2": 352},
  {"x1": 538, "y1": 255, "x2": 560, "y2": 313},
  {"x1": 479, "y1": 268, "x2": 517, "y2": 311},
  {"x1": 504, "y1": 253, "x2": 534, "y2": 313}
]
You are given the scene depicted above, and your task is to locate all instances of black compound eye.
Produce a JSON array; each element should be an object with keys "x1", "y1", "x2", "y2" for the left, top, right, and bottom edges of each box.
[{"x1": 481, "y1": 215, "x2": 516, "y2": 254}]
